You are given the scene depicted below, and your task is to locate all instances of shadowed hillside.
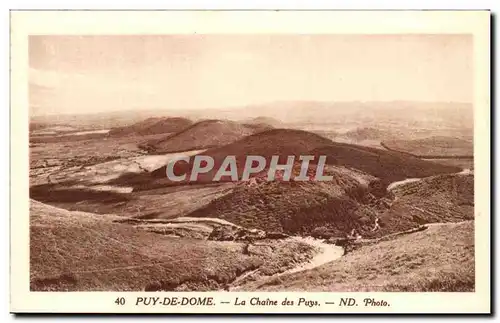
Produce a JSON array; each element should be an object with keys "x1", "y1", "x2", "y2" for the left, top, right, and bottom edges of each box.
[
  {"x1": 184, "y1": 167, "x2": 384, "y2": 236},
  {"x1": 146, "y1": 129, "x2": 460, "y2": 186},
  {"x1": 310, "y1": 143, "x2": 461, "y2": 185},
  {"x1": 185, "y1": 171, "x2": 473, "y2": 238},
  {"x1": 148, "y1": 129, "x2": 335, "y2": 184}
]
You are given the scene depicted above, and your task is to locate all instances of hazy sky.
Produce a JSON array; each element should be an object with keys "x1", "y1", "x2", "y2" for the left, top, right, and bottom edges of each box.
[{"x1": 29, "y1": 35, "x2": 473, "y2": 116}]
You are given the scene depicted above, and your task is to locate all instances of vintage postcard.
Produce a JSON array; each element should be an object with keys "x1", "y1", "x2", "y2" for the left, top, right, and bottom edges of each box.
[{"x1": 10, "y1": 10, "x2": 490, "y2": 314}]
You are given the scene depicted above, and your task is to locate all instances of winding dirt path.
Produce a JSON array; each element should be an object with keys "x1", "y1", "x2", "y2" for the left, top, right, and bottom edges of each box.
[
  {"x1": 228, "y1": 237, "x2": 344, "y2": 291},
  {"x1": 282, "y1": 237, "x2": 344, "y2": 275}
]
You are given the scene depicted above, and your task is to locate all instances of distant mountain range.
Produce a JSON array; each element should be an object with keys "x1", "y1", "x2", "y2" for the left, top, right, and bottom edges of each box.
[{"x1": 31, "y1": 100, "x2": 473, "y2": 130}]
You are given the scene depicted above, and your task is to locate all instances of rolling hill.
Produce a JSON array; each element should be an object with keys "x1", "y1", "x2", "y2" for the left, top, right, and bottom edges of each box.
[
  {"x1": 342, "y1": 127, "x2": 397, "y2": 141},
  {"x1": 245, "y1": 116, "x2": 282, "y2": 128},
  {"x1": 108, "y1": 117, "x2": 193, "y2": 137},
  {"x1": 141, "y1": 119, "x2": 269, "y2": 154},
  {"x1": 381, "y1": 136, "x2": 473, "y2": 157}
]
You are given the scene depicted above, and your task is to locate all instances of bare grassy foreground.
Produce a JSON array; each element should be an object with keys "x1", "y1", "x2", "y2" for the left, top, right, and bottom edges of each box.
[
  {"x1": 29, "y1": 200, "x2": 316, "y2": 291},
  {"x1": 242, "y1": 221, "x2": 474, "y2": 292}
]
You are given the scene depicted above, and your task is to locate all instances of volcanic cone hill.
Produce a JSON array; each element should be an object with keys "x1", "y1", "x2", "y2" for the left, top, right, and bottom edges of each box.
[
  {"x1": 141, "y1": 119, "x2": 268, "y2": 154},
  {"x1": 184, "y1": 166, "x2": 384, "y2": 236},
  {"x1": 108, "y1": 117, "x2": 193, "y2": 137},
  {"x1": 246, "y1": 116, "x2": 282, "y2": 127},
  {"x1": 146, "y1": 129, "x2": 461, "y2": 186},
  {"x1": 140, "y1": 129, "x2": 334, "y2": 188}
]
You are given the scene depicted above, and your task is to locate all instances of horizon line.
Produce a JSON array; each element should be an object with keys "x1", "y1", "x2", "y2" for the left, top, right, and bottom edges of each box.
[{"x1": 30, "y1": 99, "x2": 473, "y2": 118}]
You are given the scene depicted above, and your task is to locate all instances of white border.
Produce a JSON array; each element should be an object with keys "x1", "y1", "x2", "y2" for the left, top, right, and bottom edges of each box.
[{"x1": 8, "y1": 8, "x2": 492, "y2": 316}]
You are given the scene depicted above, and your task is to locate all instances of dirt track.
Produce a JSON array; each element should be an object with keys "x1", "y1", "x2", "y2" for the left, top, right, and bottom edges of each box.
[{"x1": 282, "y1": 237, "x2": 344, "y2": 274}]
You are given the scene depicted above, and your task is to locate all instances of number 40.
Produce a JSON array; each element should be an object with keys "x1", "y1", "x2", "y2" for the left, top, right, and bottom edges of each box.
[{"x1": 115, "y1": 297, "x2": 126, "y2": 305}]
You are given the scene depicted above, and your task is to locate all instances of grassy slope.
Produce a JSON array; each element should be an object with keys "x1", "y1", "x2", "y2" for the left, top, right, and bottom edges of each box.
[
  {"x1": 185, "y1": 167, "x2": 381, "y2": 236},
  {"x1": 143, "y1": 120, "x2": 266, "y2": 154},
  {"x1": 342, "y1": 127, "x2": 396, "y2": 141},
  {"x1": 423, "y1": 158, "x2": 474, "y2": 170},
  {"x1": 246, "y1": 116, "x2": 282, "y2": 127},
  {"x1": 30, "y1": 183, "x2": 235, "y2": 219},
  {"x1": 109, "y1": 117, "x2": 193, "y2": 137},
  {"x1": 376, "y1": 173, "x2": 474, "y2": 236},
  {"x1": 30, "y1": 200, "x2": 315, "y2": 291},
  {"x1": 243, "y1": 221, "x2": 474, "y2": 292},
  {"x1": 382, "y1": 136, "x2": 473, "y2": 157},
  {"x1": 310, "y1": 141, "x2": 461, "y2": 184},
  {"x1": 186, "y1": 173, "x2": 473, "y2": 238}
]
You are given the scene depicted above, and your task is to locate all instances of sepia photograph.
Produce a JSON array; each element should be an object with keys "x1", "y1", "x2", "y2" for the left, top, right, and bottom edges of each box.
[{"x1": 10, "y1": 10, "x2": 490, "y2": 314}]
